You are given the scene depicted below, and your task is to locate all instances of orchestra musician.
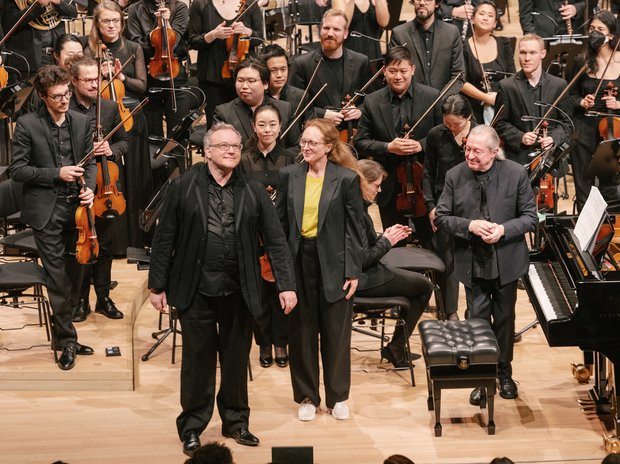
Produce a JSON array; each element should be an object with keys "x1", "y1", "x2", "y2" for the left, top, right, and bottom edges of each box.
[
  {"x1": 276, "y1": 119, "x2": 366, "y2": 422},
  {"x1": 570, "y1": 9, "x2": 620, "y2": 210},
  {"x1": 1, "y1": 0, "x2": 78, "y2": 79},
  {"x1": 126, "y1": 0, "x2": 195, "y2": 139},
  {"x1": 389, "y1": 0, "x2": 465, "y2": 95},
  {"x1": 434, "y1": 124, "x2": 537, "y2": 403},
  {"x1": 87, "y1": 0, "x2": 154, "y2": 248},
  {"x1": 188, "y1": 0, "x2": 264, "y2": 127},
  {"x1": 213, "y1": 57, "x2": 299, "y2": 148},
  {"x1": 10, "y1": 65, "x2": 96, "y2": 370},
  {"x1": 437, "y1": 0, "x2": 477, "y2": 34},
  {"x1": 519, "y1": 0, "x2": 585, "y2": 38},
  {"x1": 332, "y1": 0, "x2": 390, "y2": 61},
  {"x1": 66, "y1": 55, "x2": 128, "y2": 323},
  {"x1": 461, "y1": 0, "x2": 516, "y2": 124},
  {"x1": 148, "y1": 122, "x2": 296, "y2": 454},
  {"x1": 239, "y1": 103, "x2": 296, "y2": 370},
  {"x1": 354, "y1": 46, "x2": 441, "y2": 247},
  {"x1": 494, "y1": 34, "x2": 571, "y2": 166},
  {"x1": 287, "y1": 8, "x2": 369, "y2": 132},
  {"x1": 423, "y1": 94, "x2": 476, "y2": 321}
]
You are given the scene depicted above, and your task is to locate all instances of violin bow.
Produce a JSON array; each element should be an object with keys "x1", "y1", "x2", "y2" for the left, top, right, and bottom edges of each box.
[
  {"x1": 294, "y1": 58, "x2": 324, "y2": 118},
  {"x1": 0, "y1": 1, "x2": 39, "y2": 49},
  {"x1": 341, "y1": 65, "x2": 385, "y2": 112},
  {"x1": 591, "y1": 37, "x2": 620, "y2": 99},
  {"x1": 232, "y1": 0, "x2": 261, "y2": 24},
  {"x1": 280, "y1": 83, "x2": 328, "y2": 140},
  {"x1": 100, "y1": 55, "x2": 136, "y2": 95}
]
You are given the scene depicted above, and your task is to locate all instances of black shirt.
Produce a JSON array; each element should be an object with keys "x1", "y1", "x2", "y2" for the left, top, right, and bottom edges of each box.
[
  {"x1": 46, "y1": 112, "x2": 80, "y2": 196},
  {"x1": 239, "y1": 143, "x2": 296, "y2": 201},
  {"x1": 198, "y1": 170, "x2": 240, "y2": 296},
  {"x1": 323, "y1": 54, "x2": 345, "y2": 97},
  {"x1": 415, "y1": 21, "x2": 435, "y2": 85},
  {"x1": 389, "y1": 85, "x2": 414, "y2": 135},
  {"x1": 472, "y1": 162, "x2": 499, "y2": 280}
]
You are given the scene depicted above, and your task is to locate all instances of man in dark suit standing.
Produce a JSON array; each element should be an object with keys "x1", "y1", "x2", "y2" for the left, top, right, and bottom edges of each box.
[
  {"x1": 288, "y1": 8, "x2": 369, "y2": 133},
  {"x1": 354, "y1": 46, "x2": 441, "y2": 245},
  {"x1": 213, "y1": 58, "x2": 299, "y2": 148},
  {"x1": 389, "y1": 0, "x2": 465, "y2": 95},
  {"x1": 519, "y1": 0, "x2": 584, "y2": 38},
  {"x1": 67, "y1": 55, "x2": 128, "y2": 323},
  {"x1": 435, "y1": 124, "x2": 537, "y2": 402},
  {"x1": 148, "y1": 123, "x2": 297, "y2": 456},
  {"x1": 10, "y1": 65, "x2": 96, "y2": 370},
  {"x1": 494, "y1": 34, "x2": 570, "y2": 166}
]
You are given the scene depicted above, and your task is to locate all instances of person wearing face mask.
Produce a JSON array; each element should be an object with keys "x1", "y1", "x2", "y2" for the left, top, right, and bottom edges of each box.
[{"x1": 569, "y1": 9, "x2": 620, "y2": 211}]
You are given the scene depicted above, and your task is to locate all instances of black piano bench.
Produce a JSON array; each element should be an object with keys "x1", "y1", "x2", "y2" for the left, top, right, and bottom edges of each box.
[{"x1": 419, "y1": 318, "x2": 500, "y2": 437}]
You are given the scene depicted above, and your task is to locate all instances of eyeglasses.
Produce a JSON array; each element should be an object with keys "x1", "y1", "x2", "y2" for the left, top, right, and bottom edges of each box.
[
  {"x1": 77, "y1": 78, "x2": 99, "y2": 84},
  {"x1": 209, "y1": 143, "x2": 243, "y2": 152},
  {"x1": 299, "y1": 139, "x2": 325, "y2": 149},
  {"x1": 236, "y1": 78, "x2": 260, "y2": 85},
  {"x1": 99, "y1": 18, "x2": 121, "y2": 26},
  {"x1": 413, "y1": 0, "x2": 434, "y2": 4},
  {"x1": 45, "y1": 90, "x2": 73, "y2": 102}
]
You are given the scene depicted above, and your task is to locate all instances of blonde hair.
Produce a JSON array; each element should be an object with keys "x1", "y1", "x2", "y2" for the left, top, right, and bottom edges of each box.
[
  {"x1": 88, "y1": 1, "x2": 126, "y2": 55},
  {"x1": 519, "y1": 33, "x2": 545, "y2": 51},
  {"x1": 321, "y1": 8, "x2": 349, "y2": 30}
]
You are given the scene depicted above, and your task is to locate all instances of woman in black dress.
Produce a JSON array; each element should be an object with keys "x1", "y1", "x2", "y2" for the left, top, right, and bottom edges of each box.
[
  {"x1": 239, "y1": 103, "x2": 296, "y2": 369},
  {"x1": 332, "y1": 0, "x2": 389, "y2": 61}
]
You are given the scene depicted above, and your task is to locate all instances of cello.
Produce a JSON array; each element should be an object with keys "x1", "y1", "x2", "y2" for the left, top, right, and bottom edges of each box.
[{"x1": 149, "y1": 0, "x2": 180, "y2": 110}]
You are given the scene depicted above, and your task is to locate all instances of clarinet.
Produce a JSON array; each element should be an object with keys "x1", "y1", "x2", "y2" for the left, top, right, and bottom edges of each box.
[
  {"x1": 563, "y1": 0, "x2": 573, "y2": 35},
  {"x1": 461, "y1": 0, "x2": 472, "y2": 42}
]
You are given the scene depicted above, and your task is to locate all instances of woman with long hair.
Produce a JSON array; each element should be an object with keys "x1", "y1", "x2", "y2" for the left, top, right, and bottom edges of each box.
[
  {"x1": 277, "y1": 118, "x2": 366, "y2": 422},
  {"x1": 240, "y1": 103, "x2": 296, "y2": 369}
]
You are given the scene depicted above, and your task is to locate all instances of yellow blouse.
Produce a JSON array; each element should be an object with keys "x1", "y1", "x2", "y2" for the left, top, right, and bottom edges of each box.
[{"x1": 301, "y1": 175, "x2": 324, "y2": 238}]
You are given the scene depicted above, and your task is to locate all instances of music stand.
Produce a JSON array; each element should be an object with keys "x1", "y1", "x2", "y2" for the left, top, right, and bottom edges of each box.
[
  {"x1": 0, "y1": 81, "x2": 33, "y2": 120},
  {"x1": 264, "y1": 7, "x2": 286, "y2": 41},
  {"x1": 543, "y1": 41, "x2": 583, "y2": 80},
  {"x1": 585, "y1": 139, "x2": 620, "y2": 180}
]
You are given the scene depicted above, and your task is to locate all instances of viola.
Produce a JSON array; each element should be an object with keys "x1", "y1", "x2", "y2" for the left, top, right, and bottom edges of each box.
[
  {"x1": 598, "y1": 82, "x2": 620, "y2": 141},
  {"x1": 101, "y1": 47, "x2": 133, "y2": 132},
  {"x1": 149, "y1": 0, "x2": 180, "y2": 111},
  {"x1": 395, "y1": 124, "x2": 427, "y2": 218},
  {"x1": 222, "y1": 0, "x2": 250, "y2": 79},
  {"x1": 75, "y1": 176, "x2": 99, "y2": 265}
]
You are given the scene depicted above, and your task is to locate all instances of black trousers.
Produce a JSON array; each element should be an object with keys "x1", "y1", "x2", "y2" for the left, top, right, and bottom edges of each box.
[
  {"x1": 79, "y1": 214, "x2": 114, "y2": 301},
  {"x1": 432, "y1": 229, "x2": 460, "y2": 316},
  {"x1": 176, "y1": 291, "x2": 253, "y2": 441},
  {"x1": 289, "y1": 239, "x2": 352, "y2": 409},
  {"x1": 253, "y1": 280, "x2": 288, "y2": 348},
  {"x1": 356, "y1": 266, "x2": 433, "y2": 347},
  {"x1": 465, "y1": 278, "x2": 518, "y2": 378},
  {"x1": 32, "y1": 198, "x2": 81, "y2": 348}
]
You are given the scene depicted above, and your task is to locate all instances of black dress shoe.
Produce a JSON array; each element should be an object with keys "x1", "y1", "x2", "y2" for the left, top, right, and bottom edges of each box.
[
  {"x1": 224, "y1": 427, "x2": 259, "y2": 446},
  {"x1": 499, "y1": 376, "x2": 518, "y2": 399},
  {"x1": 95, "y1": 297, "x2": 124, "y2": 319},
  {"x1": 58, "y1": 342, "x2": 77, "y2": 370},
  {"x1": 76, "y1": 343, "x2": 94, "y2": 355},
  {"x1": 275, "y1": 346, "x2": 288, "y2": 367},
  {"x1": 259, "y1": 346, "x2": 273, "y2": 368},
  {"x1": 381, "y1": 346, "x2": 411, "y2": 369},
  {"x1": 72, "y1": 299, "x2": 91, "y2": 322},
  {"x1": 469, "y1": 387, "x2": 483, "y2": 406},
  {"x1": 182, "y1": 430, "x2": 201, "y2": 457}
]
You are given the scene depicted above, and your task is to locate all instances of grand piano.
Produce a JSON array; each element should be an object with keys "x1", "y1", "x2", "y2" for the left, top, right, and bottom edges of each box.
[{"x1": 522, "y1": 214, "x2": 620, "y2": 439}]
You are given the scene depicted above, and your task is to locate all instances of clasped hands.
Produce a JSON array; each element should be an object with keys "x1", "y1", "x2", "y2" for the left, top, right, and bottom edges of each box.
[
  {"x1": 388, "y1": 137, "x2": 422, "y2": 155},
  {"x1": 469, "y1": 219, "x2": 504, "y2": 244}
]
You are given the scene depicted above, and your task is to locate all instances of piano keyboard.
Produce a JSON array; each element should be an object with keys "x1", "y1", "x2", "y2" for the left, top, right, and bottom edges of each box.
[{"x1": 528, "y1": 262, "x2": 576, "y2": 323}]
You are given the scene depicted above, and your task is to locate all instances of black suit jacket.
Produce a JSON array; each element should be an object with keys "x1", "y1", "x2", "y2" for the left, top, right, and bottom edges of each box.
[
  {"x1": 277, "y1": 161, "x2": 367, "y2": 303},
  {"x1": 519, "y1": 0, "x2": 585, "y2": 37},
  {"x1": 148, "y1": 163, "x2": 296, "y2": 323},
  {"x1": 10, "y1": 108, "x2": 96, "y2": 230},
  {"x1": 358, "y1": 205, "x2": 393, "y2": 291},
  {"x1": 213, "y1": 96, "x2": 299, "y2": 149},
  {"x1": 354, "y1": 83, "x2": 442, "y2": 206},
  {"x1": 434, "y1": 159, "x2": 538, "y2": 287},
  {"x1": 288, "y1": 48, "x2": 370, "y2": 118},
  {"x1": 495, "y1": 70, "x2": 570, "y2": 165},
  {"x1": 389, "y1": 19, "x2": 465, "y2": 95}
]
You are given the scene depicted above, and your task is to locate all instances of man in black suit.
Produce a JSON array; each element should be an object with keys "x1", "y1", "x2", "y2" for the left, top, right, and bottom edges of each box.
[
  {"x1": 435, "y1": 124, "x2": 537, "y2": 401},
  {"x1": 389, "y1": 0, "x2": 465, "y2": 95},
  {"x1": 495, "y1": 34, "x2": 570, "y2": 166},
  {"x1": 354, "y1": 46, "x2": 442, "y2": 244},
  {"x1": 67, "y1": 56, "x2": 128, "y2": 323},
  {"x1": 148, "y1": 123, "x2": 297, "y2": 456},
  {"x1": 519, "y1": 0, "x2": 584, "y2": 38},
  {"x1": 288, "y1": 8, "x2": 369, "y2": 133},
  {"x1": 213, "y1": 57, "x2": 299, "y2": 148},
  {"x1": 10, "y1": 65, "x2": 96, "y2": 370}
]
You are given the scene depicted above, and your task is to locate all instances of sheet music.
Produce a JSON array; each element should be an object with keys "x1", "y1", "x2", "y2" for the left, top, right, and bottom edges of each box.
[{"x1": 574, "y1": 186, "x2": 608, "y2": 253}]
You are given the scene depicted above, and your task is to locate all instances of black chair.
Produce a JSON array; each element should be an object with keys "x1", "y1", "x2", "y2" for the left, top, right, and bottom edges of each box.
[{"x1": 352, "y1": 295, "x2": 415, "y2": 387}]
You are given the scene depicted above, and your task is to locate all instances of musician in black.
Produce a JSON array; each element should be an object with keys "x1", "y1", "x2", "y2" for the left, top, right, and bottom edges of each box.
[
  {"x1": 66, "y1": 55, "x2": 128, "y2": 322},
  {"x1": 519, "y1": 0, "x2": 585, "y2": 38},
  {"x1": 494, "y1": 34, "x2": 570, "y2": 166},
  {"x1": 354, "y1": 46, "x2": 441, "y2": 246},
  {"x1": 126, "y1": 0, "x2": 195, "y2": 139},
  {"x1": 435, "y1": 124, "x2": 537, "y2": 402},
  {"x1": 288, "y1": 8, "x2": 369, "y2": 132},
  {"x1": 389, "y1": 0, "x2": 465, "y2": 95},
  {"x1": 10, "y1": 65, "x2": 96, "y2": 370},
  {"x1": 1, "y1": 0, "x2": 77, "y2": 79},
  {"x1": 188, "y1": 0, "x2": 264, "y2": 127}
]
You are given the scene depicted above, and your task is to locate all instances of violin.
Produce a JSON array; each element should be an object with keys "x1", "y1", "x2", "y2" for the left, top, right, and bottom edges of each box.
[
  {"x1": 75, "y1": 178, "x2": 99, "y2": 265},
  {"x1": 395, "y1": 123, "x2": 427, "y2": 218},
  {"x1": 0, "y1": 64, "x2": 7, "y2": 89},
  {"x1": 149, "y1": 0, "x2": 180, "y2": 109},
  {"x1": 222, "y1": 0, "x2": 250, "y2": 79},
  {"x1": 339, "y1": 94, "x2": 357, "y2": 143},
  {"x1": 598, "y1": 82, "x2": 620, "y2": 141},
  {"x1": 101, "y1": 46, "x2": 133, "y2": 132},
  {"x1": 531, "y1": 121, "x2": 555, "y2": 211}
]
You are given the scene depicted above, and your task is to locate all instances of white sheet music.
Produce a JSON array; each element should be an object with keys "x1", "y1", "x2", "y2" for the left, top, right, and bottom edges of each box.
[{"x1": 574, "y1": 186, "x2": 608, "y2": 253}]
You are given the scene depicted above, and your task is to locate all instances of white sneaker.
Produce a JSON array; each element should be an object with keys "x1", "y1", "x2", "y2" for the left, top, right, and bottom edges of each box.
[
  {"x1": 298, "y1": 399, "x2": 317, "y2": 421},
  {"x1": 330, "y1": 401, "x2": 349, "y2": 420}
]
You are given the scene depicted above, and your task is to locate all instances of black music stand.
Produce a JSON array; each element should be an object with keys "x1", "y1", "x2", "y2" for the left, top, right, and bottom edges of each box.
[
  {"x1": 543, "y1": 41, "x2": 582, "y2": 80},
  {"x1": 0, "y1": 81, "x2": 33, "y2": 120}
]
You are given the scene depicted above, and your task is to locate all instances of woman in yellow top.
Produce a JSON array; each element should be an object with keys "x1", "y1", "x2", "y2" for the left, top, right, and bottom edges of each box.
[{"x1": 277, "y1": 119, "x2": 367, "y2": 422}]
